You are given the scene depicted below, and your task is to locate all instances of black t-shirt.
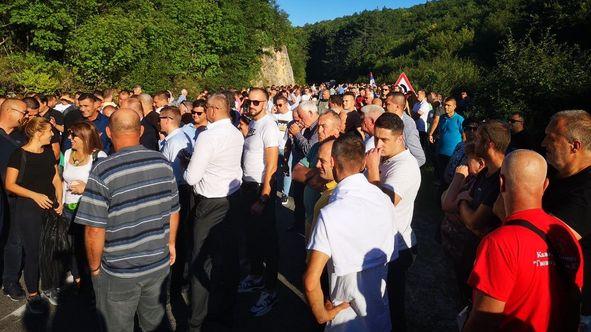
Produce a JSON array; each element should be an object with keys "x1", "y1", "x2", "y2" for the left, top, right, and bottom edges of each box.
[
  {"x1": 543, "y1": 166, "x2": 591, "y2": 240},
  {"x1": 42, "y1": 108, "x2": 64, "y2": 144},
  {"x1": 140, "y1": 117, "x2": 159, "y2": 151},
  {"x1": 469, "y1": 168, "x2": 501, "y2": 230},
  {"x1": 145, "y1": 110, "x2": 161, "y2": 133},
  {"x1": 0, "y1": 129, "x2": 21, "y2": 181},
  {"x1": 508, "y1": 130, "x2": 536, "y2": 152},
  {"x1": 7, "y1": 147, "x2": 56, "y2": 199}
]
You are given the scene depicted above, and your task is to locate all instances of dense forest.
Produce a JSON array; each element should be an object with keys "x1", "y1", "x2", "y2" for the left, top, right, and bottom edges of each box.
[
  {"x1": 0, "y1": 0, "x2": 307, "y2": 94},
  {"x1": 301, "y1": 0, "x2": 591, "y2": 126}
]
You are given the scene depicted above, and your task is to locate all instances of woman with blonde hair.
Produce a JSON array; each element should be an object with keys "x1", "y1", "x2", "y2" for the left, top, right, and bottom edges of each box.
[
  {"x1": 5, "y1": 116, "x2": 62, "y2": 313},
  {"x1": 61, "y1": 121, "x2": 106, "y2": 288}
]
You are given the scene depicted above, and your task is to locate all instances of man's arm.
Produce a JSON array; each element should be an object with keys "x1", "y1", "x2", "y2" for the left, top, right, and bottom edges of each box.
[
  {"x1": 86, "y1": 226, "x2": 105, "y2": 275},
  {"x1": 427, "y1": 115, "x2": 440, "y2": 141},
  {"x1": 458, "y1": 200, "x2": 494, "y2": 235},
  {"x1": 365, "y1": 147, "x2": 402, "y2": 206},
  {"x1": 261, "y1": 146, "x2": 279, "y2": 198},
  {"x1": 463, "y1": 290, "x2": 505, "y2": 332},
  {"x1": 184, "y1": 134, "x2": 213, "y2": 186},
  {"x1": 303, "y1": 250, "x2": 349, "y2": 324},
  {"x1": 168, "y1": 212, "x2": 180, "y2": 265},
  {"x1": 294, "y1": 130, "x2": 318, "y2": 156}
]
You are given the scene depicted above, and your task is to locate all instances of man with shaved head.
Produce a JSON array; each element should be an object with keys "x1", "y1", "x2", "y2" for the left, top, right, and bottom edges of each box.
[
  {"x1": 464, "y1": 150, "x2": 583, "y2": 332},
  {"x1": 0, "y1": 99, "x2": 28, "y2": 300},
  {"x1": 75, "y1": 109, "x2": 180, "y2": 331},
  {"x1": 184, "y1": 93, "x2": 244, "y2": 330}
]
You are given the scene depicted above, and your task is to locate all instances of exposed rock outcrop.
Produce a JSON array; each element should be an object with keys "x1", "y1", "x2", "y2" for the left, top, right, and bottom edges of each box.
[{"x1": 253, "y1": 45, "x2": 295, "y2": 87}]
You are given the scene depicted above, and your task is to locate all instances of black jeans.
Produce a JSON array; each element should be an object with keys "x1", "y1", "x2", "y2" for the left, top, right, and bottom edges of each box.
[
  {"x1": 92, "y1": 267, "x2": 169, "y2": 332},
  {"x1": 189, "y1": 192, "x2": 240, "y2": 332},
  {"x1": 387, "y1": 247, "x2": 417, "y2": 332},
  {"x1": 14, "y1": 198, "x2": 43, "y2": 294},
  {"x1": 171, "y1": 184, "x2": 193, "y2": 292},
  {"x1": 2, "y1": 196, "x2": 23, "y2": 286},
  {"x1": 240, "y1": 182, "x2": 278, "y2": 291}
]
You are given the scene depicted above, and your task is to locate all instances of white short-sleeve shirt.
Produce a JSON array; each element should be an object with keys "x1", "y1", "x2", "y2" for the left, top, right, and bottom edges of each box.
[
  {"x1": 379, "y1": 149, "x2": 421, "y2": 255},
  {"x1": 308, "y1": 173, "x2": 396, "y2": 331},
  {"x1": 242, "y1": 114, "x2": 280, "y2": 183}
]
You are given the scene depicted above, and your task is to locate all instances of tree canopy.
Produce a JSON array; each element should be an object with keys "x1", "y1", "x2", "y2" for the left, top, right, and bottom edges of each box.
[{"x1": 0, "y1": 0, "x2": 306, "y2": 94}]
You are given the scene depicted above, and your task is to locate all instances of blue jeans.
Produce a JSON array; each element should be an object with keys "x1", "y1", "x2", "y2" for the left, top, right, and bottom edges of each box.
[{"x1": 278, "y1": 149, "x2": 293, "y2": 197}]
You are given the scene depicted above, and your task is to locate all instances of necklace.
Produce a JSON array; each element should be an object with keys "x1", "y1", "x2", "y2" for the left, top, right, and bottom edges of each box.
[{"x1": 71, "y1": 151, "x2": 87, "y2": 166}]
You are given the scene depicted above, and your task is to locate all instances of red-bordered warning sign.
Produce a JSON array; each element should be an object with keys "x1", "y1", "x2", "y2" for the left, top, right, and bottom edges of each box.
[{"x1": 394, "y1": 72, "x2": 415, "y2": 94}]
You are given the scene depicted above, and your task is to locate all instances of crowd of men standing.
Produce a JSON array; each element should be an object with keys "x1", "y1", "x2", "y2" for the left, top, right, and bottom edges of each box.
[{"x1": 0, "y1": 82, "x2": 589, "y2": 332}]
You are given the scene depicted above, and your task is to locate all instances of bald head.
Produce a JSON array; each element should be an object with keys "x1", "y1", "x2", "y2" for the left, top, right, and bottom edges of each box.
[
  {"x1": 108, "y1": 109, "x2": 141, "y2": 135},
  {"x1": 137, "y1": 93, "x2": 153, "y2": 116},
  {"x1": 501, "y1": 149, "x2": 548, "y2": 212},
  {"x1": 120, "y1": 98, "x2": 143, "y2": 118},
  {"x1": 0, "y1": 99, "x2": 27, "y2": 130},
  {"x1": 0, "y1": 98, "x2": 26, "y2": 115}
]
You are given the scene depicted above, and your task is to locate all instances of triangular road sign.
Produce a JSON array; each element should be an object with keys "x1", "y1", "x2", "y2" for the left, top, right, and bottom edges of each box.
[{"x1": 394, "y1": 72, "x2": 415, "y2": 94}]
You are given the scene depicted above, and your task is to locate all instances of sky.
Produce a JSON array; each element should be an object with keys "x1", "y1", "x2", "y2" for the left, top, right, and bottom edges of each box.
[{"x1": 276, "y1": 0, "x2": 427, "y2": 27}]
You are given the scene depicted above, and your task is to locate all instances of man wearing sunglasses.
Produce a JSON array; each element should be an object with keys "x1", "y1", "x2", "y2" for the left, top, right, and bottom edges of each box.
[
  {"x1": 507, "y1": 112, "x2": 535, "y2": 151},
  {"x1": 239, "y1": 87, "x2": 281, "y2": 317}
]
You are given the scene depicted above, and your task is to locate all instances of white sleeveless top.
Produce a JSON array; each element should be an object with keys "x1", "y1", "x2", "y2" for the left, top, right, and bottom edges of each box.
[{"x1": 62, "y1": 149, "x2": 107, "y2": 204}]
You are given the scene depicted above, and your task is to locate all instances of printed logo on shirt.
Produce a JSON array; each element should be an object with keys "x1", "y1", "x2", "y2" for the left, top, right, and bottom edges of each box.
[{"x1": 246, "y1": 128, "x2": 256, "y2": 138}]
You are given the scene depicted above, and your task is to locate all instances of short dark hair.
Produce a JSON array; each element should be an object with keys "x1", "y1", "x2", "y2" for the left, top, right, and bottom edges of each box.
[
  {"x1": 332, "y1": 133, "x2": 365, "y2": 171},
  {"x1": 154, "y1": 90, "x2": 171, "y2": 100},
  {"x1": 274, "y1": 95, "x2": 288, "y2": 104},
  {"x1": 249, "y1": 87, "x2": 269, "y2": 101},
  {"x1": 22, "y1": 97, "x2": 40, "y2": 109},
  {"x1": 478, "y1": 119, "x2": 511, "y2": 154},
  {"x1": 36, "y1": 94, "x2": 48, "y2": 105},
  {"x1": 192, "y1": 99, "x2": 206, "y2": 109},
  {"x1": 375, "y1": 112, "x2": 404, "y2": 135},
  {"x1": 78, "y1": 93, "x2": 98, "y2": 103},
  {"x1": 329, "y1": 94, "x2": 344, "y2": 107},
  {"x1": 343, "y1": 91, "x2": 355, "y2": 99}
]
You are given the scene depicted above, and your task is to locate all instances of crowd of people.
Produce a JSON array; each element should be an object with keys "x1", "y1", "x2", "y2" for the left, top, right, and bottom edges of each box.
[{"x1": 0, "y1": 82, "x2": 588, "y2": 332}]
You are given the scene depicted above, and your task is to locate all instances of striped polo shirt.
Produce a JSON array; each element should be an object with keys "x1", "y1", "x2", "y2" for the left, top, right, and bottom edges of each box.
[{"x1": 75, "y1": 145, "x2": 180, "y2": 278}]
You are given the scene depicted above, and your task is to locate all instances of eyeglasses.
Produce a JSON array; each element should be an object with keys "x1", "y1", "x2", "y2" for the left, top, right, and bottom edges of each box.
[
  {"x1": 508, "y1": 119, "x2": 523, "y2": 124},
  {"x1": 192, "y1": 111, "x2": 204, "y2": 116},
  {"x1": 250, "y1": 100, "x2": 265, "y2": 107},
  {"x1": 10, "y1": 107, "x2": 27, "y2": 116},
  {"x1": 159, "y1": 116, "x2": 173, "y2": 121}
]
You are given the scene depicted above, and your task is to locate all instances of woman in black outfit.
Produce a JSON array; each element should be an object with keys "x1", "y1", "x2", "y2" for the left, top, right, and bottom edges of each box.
[{"x1": 5, "y1": 117, "x2": 62, "y2": 312}]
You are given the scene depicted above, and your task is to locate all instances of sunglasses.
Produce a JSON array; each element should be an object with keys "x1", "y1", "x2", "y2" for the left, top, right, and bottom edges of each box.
[
  {"x1": 67, "y1": 130, "x2": 78, "y2": 138},
  {"x1": 463, "y1": 126, "x2": 478, "y2": 132},
  {"x1": 508, "y1": 119, "x2": 523, "y2": 123},
  {"x1": 192, "y1": 111, "x2": 204, "y2": 116},
  {"x1": 249, "y1": 100, "x2": 265, "y2": 107},
  {"x1": 276, "y1": 103, "x2": 285, "y2": 108}
]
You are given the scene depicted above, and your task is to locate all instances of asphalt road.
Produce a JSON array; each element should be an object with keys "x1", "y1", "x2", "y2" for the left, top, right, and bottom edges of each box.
[{"x1": 0, "y1": 168, "x2": 461, "y2": 331}]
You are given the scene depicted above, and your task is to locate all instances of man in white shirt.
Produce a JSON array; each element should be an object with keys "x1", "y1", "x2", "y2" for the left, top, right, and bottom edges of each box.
[
  {"x1": 360, "y1": 104, "x2": 385, "y2": 152},
  {"x1": 238, "y1": 87, "x2": 281, "y2": 317},
  {"x1": 411, "y1": 90, "x2": 432, "y2": 154},
  {"x1": 304, "y1": 134, "x2": 396, "y2": 332},
  {"x1": 273, "y1": 95, "x2": 293, "y2": 203},
  {"x1": 183, "y1": 93, "x2": 244, "y2": 331},
  {"x1": 366, "y1": 112, "x2": 421, "y2": 331}
]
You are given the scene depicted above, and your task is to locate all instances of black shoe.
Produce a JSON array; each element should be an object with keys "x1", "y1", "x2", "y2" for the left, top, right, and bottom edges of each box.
[
  {"x1": 281, "y1": 195, "x2": 289, "y2": 205},
  {"x1": 3, "y1": 282, "x2": 25, "y2": 301},
  {"x1": 26, "y1": 294, "x2": 47, "y2": 314}
]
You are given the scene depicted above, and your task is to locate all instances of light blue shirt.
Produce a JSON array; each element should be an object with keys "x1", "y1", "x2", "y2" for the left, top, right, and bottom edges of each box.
[{"x1": 160, "y1": 127, "x2": 193, "y2": 185}]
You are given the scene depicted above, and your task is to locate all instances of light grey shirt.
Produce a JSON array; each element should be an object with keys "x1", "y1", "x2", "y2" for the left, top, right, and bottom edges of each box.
[{"x1": 402, "y1": 113, "x2": 426, "y2": 167}]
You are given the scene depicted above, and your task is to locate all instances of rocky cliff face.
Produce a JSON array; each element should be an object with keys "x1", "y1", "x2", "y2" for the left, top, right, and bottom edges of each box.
[{"x1": 253, "y1": 45, "x2": 295, "y2": 87}]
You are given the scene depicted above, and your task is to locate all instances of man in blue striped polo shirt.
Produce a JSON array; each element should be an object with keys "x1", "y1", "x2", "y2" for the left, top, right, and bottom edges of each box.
[{"x1": 75, "y1": 109, "x2": 180, "y2": 331}]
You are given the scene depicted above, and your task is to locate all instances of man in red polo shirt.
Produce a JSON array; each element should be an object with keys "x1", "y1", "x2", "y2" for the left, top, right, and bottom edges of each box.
[{"x1": 464, "y1": 149, "x2": 583, "y2": 331}]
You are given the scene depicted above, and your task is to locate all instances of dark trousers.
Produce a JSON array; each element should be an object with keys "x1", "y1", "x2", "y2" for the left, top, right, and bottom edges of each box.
[
  {"x1": 93, "y1": 267, "x2": 169, "y2": 332},
  {"x1": 436, "y1": 154, "x2": 451, "y2": 185},
  {"x1": 171, "y1": 184, "x2": 193, "y2": 292},
  {"x1": 14, "y1": 198, "x2": 43, "y2": 294},
  {"x1": 2, "y1": 196, "x2": 23, "y2": 286},
  {"x1": 387, "y1": 247, "x2": 417, "y2": 332},
  {"x1": 241, "y1": 182, "x2": 278, "y2": 291},
  {"x1": 419, "y1": 131, "x2": 430, "y2": 165},
  {"x1": 189, "y1": 193, "x2": 240, "y2": 332}
]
